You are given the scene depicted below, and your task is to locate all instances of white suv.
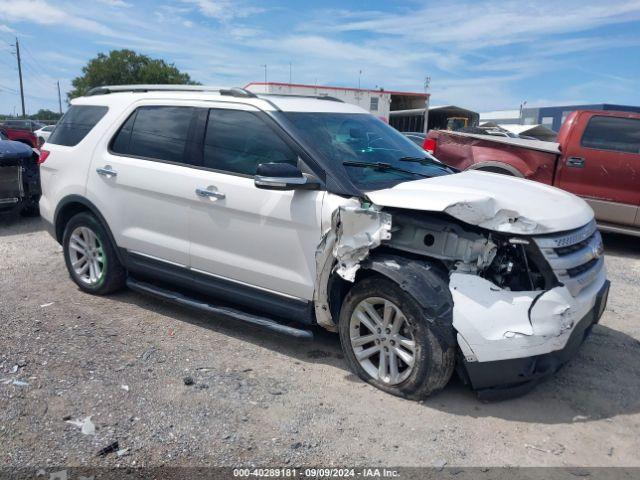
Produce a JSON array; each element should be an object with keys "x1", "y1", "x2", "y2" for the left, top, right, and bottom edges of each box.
[{"x1": 39, "y1": 85, "x2": 609, "y2": 399}]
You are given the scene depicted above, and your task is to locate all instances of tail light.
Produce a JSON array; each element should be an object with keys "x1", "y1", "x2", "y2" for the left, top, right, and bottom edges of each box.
[
  {"x1": 37, "y1": 149, "x2": 50, "y2": 165},
  {"x1": 423, "y1": 138, "x2": 437, "y2": 154}
]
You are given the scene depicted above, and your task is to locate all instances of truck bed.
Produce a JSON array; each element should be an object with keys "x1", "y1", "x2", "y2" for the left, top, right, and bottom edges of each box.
[{"x1": 441, "y1": 131, "x2": 561, "y2": 154}]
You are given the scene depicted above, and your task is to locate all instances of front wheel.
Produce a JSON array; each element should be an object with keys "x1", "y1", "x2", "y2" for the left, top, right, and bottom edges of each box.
[
  {"x1": 339, "y1": 277, "x2": 455, "y2": 399},
  {"x1": 62, "y1": 212, "x2": 126, "y2": 295}
]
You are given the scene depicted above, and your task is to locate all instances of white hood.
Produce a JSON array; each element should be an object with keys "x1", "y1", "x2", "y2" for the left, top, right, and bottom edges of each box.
[{"x1": 366, "y1": 171, "x2": 593, "y2": 235}]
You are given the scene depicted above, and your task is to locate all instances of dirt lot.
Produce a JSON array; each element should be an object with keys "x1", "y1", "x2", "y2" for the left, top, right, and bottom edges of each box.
[{"x1": 1, "y1": 215, "x2": 639, "y2": 468}]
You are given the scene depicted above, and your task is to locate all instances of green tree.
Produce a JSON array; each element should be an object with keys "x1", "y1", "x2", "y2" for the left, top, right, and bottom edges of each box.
[
  {"x1": 29, "y1": 109, "x2": 62, "y2": 121},
  {"x1": 68, "y1": 49, "x2": 199, "y2": 100}
]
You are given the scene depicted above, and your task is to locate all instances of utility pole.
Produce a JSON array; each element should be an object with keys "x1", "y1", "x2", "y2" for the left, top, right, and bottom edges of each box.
[
  {"x1": 57, "y1": 81, "x2": 63, "y2": 114},
  {"x1": 260, "y1": 64, "x2": 267, "y2": 84},
  {"x1": 423, "y1": 76, "x2": 431, "y2": 134},
  {"x1": 14, "y1": 37, "x2": 26, "y2": 118}
]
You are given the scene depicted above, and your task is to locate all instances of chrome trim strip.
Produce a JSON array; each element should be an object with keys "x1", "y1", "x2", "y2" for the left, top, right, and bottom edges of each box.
[
  {"x1": 190, "y1": 267, "x2": 307, "y2": 302},
  {"x1": 128, "y1": 250, "x2": 187, "y2": 268},
  {"x1": 534, "y1": 219, "x2": 597, "y2": 250},
  {"x1": 541, "y1": 231, "x2": 603, "y2": 271},
  {"x1": 128, "y1": 250, "x2": 308, "y2": 302},
  {"x1": 555, "y1": 256, "x2": 605, "y2": 297},
  {"x1": 533, "y1": 220, "x2": 604, "y2": 297}
]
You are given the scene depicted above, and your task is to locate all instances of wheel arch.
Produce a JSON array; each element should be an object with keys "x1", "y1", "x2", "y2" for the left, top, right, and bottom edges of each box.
[
  {"x1": 467, "y1": 161, "x2": 524, "y2": 177},
  {"x1": 54, "y1": 195, "x2": 124, "y2": 264},
  {"x1": 328, "y1": 252, "x2": 456, "y2": 349}
]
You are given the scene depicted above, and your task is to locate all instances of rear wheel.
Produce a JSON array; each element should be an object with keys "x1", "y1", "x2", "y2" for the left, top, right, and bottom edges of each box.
[
  {"x1": 62, "y1": 212, "x2": 126, "y2": 295},
  {"x1": 339, "y1": 277, "x2": 455, "y2": 399}
]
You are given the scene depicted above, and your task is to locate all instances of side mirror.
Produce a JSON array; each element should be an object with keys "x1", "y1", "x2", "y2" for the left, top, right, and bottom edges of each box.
[{"x1": 254, "y1": 162, "x2": 320, "y2": 191}]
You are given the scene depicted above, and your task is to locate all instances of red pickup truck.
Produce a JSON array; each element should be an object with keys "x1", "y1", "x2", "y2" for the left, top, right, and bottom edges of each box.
[
  {"x1": 426, "y1": 110, "x2": 640, "y2": 236},
  {"x1": 0, "y1": 125, "x2": 39, "y2": 148}
]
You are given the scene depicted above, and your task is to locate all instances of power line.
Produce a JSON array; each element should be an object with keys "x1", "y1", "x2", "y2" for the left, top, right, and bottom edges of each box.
[
  {"x1": 20, "y1": 60, "x2": 55, "y2": 92},
  {"x1": 0, "y1": 83, "x2": 19, "y2": 94},
  {"x1": 21, "y1": 41, "x2": 51, "y2": 78}
]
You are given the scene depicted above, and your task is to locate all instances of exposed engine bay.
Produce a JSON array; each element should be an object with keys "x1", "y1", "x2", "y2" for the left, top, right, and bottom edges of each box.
[{"x1": 383, "y1": 209, "x2": 552, "y2": 292}]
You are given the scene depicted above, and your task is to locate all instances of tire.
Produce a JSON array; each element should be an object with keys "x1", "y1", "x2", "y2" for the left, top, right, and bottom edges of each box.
[
  {"x1": 62, "y1": 212, "x2": 126, "y2": 295},
  {"x1": 338, "y1": 276, "x2": 455, "y2": 400}
]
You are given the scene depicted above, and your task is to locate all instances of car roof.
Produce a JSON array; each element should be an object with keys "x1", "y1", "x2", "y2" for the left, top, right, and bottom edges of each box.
[{"x1": 71, "y1": 86, "x2": 369, "y2": 115}]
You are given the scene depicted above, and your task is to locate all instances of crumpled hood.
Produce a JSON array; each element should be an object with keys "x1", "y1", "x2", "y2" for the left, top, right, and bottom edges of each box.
[
  {"x1": 366, "y1": 171, "x2": 593, "y2": 234},
  {"x1": 0, "y1": 139, "x2": 33, "y2": 162}
]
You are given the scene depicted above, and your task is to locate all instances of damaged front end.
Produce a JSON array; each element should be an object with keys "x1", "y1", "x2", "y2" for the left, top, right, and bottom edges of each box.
[
  {"x1": 314, "y1": 202, "x2": 392, "y2": 330},
  {"x1": 314, "y1": 196, "x2": 608, "y2": 396}
]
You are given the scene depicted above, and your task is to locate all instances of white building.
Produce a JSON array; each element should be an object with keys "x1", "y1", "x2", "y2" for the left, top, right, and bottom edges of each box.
[
  {"x1": 479, "y1": 109, "x2": 522, "y2": 125},
  {"x1": 244, "y1": 82, "x2": 428, "y2": 122}
]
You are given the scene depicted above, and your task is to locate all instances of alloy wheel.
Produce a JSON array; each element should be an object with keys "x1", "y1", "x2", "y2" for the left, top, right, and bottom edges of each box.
[
  {"x1": 68, "y1": 226, "x2": 105, "y2": 286},
  {"x1": 349, "y1": 297, "x2": 417, "y2": 385}
]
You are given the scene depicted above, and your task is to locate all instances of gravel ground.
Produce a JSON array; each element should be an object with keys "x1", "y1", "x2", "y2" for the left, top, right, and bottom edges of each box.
[{"x1": 1, "y1": 215, "x2": 639, "y2": 468}]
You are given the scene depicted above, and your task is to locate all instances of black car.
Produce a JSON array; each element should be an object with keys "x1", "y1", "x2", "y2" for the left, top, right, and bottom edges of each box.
[{"x1": 0, "y1": 131, "x2": 40, "y2": 215}]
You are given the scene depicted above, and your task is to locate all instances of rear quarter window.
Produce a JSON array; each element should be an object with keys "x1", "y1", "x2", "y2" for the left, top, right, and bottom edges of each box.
[{"x1": 47, "y1": 105, "x2": 108, "y2": 147}]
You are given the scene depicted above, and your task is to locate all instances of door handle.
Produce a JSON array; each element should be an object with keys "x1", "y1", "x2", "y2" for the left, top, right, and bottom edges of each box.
[
  {"x1": 96, "y1": 166, "x2": 117, "y2": 177},
  {"x1": 567, "y1": 157, "x2": 585, "y2": 168},
  {"x1": 196, "y1": 187, "x2": 225, "y2": 200}
]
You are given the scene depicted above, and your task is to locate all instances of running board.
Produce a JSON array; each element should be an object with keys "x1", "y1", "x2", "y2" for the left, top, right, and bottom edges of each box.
[{"x1": 126, "y1": 277, "x2": 314, "y2": 339}]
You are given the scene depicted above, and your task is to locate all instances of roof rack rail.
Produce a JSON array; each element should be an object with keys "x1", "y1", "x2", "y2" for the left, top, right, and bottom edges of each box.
[
  {"x1": 85, "y1": 85, "x2": 257, "y2": 98},
  {"x1": 258, "y1": 93, "x2": 344, "y2": 103}
]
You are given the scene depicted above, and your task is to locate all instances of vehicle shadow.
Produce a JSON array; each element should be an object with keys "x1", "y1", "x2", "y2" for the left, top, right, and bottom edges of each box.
[
  {"x1": 110, "y1": 288, "x2": 640, "y2": 424},
  {"x1": 423, "y1": 322, "x2": 640, "y2": 424},
  {"x1": 601, "y1": 231, "x2": 640, "y2": 258},
  {"x1": 109, "y1": 288, "x2": 347, "y2": 369},
  {"x1": 0, "y1": 213, "x2": 44, "y2": 237}
]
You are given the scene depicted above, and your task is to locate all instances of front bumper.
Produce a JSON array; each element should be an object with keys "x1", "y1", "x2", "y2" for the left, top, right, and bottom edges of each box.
[{"x1": 461, "y1": 279, "x2": 609, "y2": 399}]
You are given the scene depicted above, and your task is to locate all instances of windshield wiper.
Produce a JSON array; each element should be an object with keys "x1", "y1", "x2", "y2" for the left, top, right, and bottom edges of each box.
[
  {"x1": 398, "y1": 156, "x2": 459, "y2": 173},
  {"x1": 342, "y1": 161, "x2": 429, "y2": 178},
  {"x1": 397, "y1": 156, "x2": 443, "y2": 166}
]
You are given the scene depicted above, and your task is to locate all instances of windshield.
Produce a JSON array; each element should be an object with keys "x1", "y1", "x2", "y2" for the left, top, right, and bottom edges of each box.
[{"x1": 279, "y1": 112, "x2": 454, "y2": 190}]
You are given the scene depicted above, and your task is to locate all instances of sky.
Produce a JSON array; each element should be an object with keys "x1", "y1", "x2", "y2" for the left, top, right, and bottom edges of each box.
[{"x1": 0, "y1": 0, "x2": 639, "y2": 116}]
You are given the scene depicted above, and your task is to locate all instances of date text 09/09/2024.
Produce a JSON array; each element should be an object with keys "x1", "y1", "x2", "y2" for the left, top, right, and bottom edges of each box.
[{"x1": 232, "y1": 468, "x2": 401, "y2": 478}]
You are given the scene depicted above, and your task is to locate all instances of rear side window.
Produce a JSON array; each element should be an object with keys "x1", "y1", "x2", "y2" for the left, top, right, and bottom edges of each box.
[
  {"x1": 581, "y1": 116, "x2": 640, "y2": 154},
  {"x1": 111, "y1": 106, "x2": 194, "y2": 163},
  {"x1": 203, "y1": 109, "x2": 297, "y2": 176},
  {"x1": 48, "y1": 105, "x2": 108, "y2": 146}
]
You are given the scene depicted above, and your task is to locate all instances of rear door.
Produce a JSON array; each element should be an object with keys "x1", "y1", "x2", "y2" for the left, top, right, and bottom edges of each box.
[
  {"x1": 554, "y1": 112, "x2": 640, "y2": 226},
  {"x1": 86, "y1": 103, "x2": 199, "y2": 266},
  {"x1": 187, "y1": 105, "x2": 325, "y2": 300}
]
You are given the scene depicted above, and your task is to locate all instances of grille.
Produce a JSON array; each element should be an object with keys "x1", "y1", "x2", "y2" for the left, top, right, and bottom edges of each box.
[{"x1": 533, "y1": 220, "x2": 604, "y2": 296}]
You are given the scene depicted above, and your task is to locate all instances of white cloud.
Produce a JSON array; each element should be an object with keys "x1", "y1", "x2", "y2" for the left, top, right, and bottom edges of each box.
[
  {"x1": 0, "y1": 24, "x2": 16, "y2": 33},
  {"x1": 96, "y1": 0, "x2": 131, "y2": 7},
  {"x1": 0, "y1": 0, "x2": 116, "y2": 36},
  {"x1": 181, "y1": 0, "x2": 265, "y2": 21},
  {"x1": 312, "y1": 0, "x2": 640, "y2": 51},
  {"x1": 0, "y1": 0, "x2": 639, "y2": 113}
]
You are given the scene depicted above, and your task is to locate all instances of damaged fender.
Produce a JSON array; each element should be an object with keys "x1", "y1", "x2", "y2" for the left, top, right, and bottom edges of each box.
[
  {"x1": 313, "y1": 203, "x2": 392, "y2": 330},
  {"x1": 361, "y1": 254, "x2": 457, "y2": 349}
]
